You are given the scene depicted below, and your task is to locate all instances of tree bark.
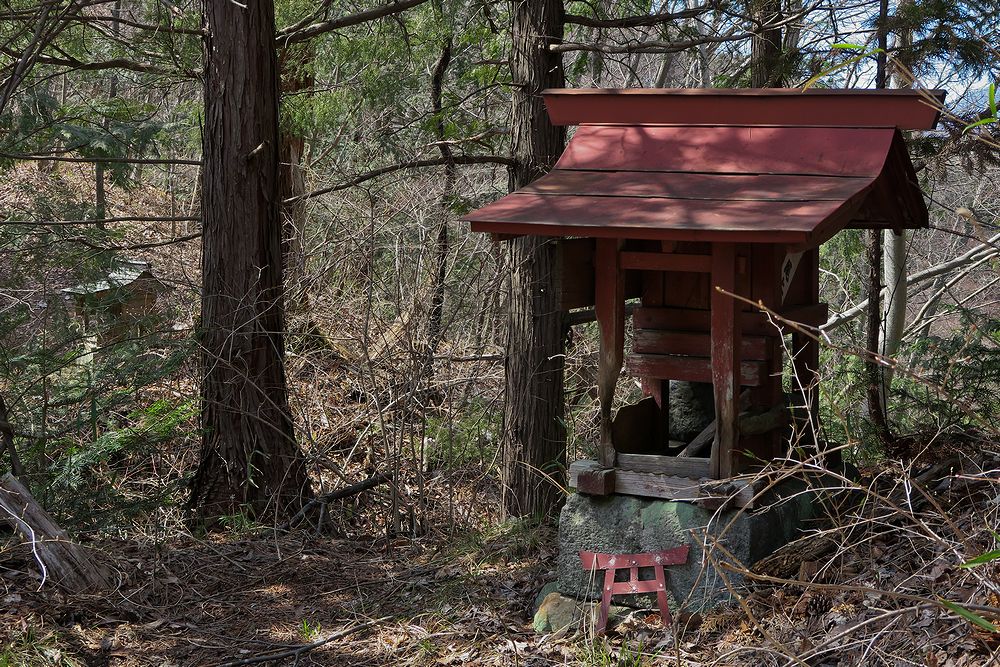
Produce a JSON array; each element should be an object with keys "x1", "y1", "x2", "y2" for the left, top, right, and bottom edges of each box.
[
  {"x1": 428, "y1": 38, "x2": 454, "y2": 356},
  {"x1": 749, "y1": 0, "x2": 783, "y2": 87},
  {"x1": 881, "y1": 229, "x2": 907, "y2": 376},
  {"x1": 503, "y1": 0, "x2": 567, "y2": 520},
  {"x1": 191, "y1": 0, "x2": 311, "y2": 523}
]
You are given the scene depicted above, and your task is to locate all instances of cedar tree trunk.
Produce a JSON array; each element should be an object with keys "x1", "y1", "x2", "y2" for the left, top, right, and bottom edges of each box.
[
  {"x1": 502, "y1": 0, "x2": 567, "y2": 519},
  {"x1": 191, "y1": 0, "x2": 312, "y2": 522},
  {"x1": 750, "y1": 0, "x2": 783, "y2": 87}
]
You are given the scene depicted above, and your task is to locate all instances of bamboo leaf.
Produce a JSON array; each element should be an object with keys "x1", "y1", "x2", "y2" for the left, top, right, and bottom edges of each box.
[
  {"x1": 962, "y1": 117, "x2": 999, "y2": 134},
  {"x1": 940, "y1": 599, "x2": 1000, "y2": 632},
  {"x1": 959, "y1": 549, "x2": 1000, "y2": 567}
]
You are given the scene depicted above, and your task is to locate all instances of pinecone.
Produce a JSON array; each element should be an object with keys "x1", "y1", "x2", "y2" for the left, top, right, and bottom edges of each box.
[{"x1": 792, "y1": 591, "x2": 833, "y2": 617}]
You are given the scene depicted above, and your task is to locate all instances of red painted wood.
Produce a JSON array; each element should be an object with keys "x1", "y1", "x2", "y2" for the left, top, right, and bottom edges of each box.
[
  {"x1": 595, "y1": 239, "x2": 624, "y2": 468},
  {"x1": 558, "y1": 238, "x2": 596, "y2": 310},
  {"x1": 466, "y1": 193, "x2": 845, "y2": 242},
  {"x1": 554, "y1": 125, "x2": 895, "y2": 177},
  {"x1": 576, "y1": 469, "x2": 616, "y2": 495},
  {"x1": 580, "y1": 546, "x2": 690, "y2": 634},
  {"x1": 640, "y1": 270, "x2": 671, "y2": 448},
  {"x1": 519, "y1": 171, "x2": 875, "y2": 202},
  {"x1": 633, "y1": 329, "x2": 769, "y2": 360},
  {"x1": 542, "y1": 88, "x2": 945, "y2": 129},
  {"x1": 579, "y1": 548, "x2": 690, "y2": 569},
  {"x1": 620, "y1": 250, "x2": 712, "y2": 273},
  {"x1": 711, "y1": 243, "x2": 740, "y2": 479},
  {"x1": 633, "y1": 305, "x2": 826, "y2": 335},
  {"x1": 625, "y1": 353, "x2": 764, "y2": 387}
]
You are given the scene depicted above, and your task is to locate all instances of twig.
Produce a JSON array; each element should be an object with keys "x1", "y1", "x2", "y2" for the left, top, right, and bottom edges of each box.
[
  {"x1": 212, "y1": 619, "x2": 381, "y2": 667},
  {"x1": 285, "y1": 155, "x2": 513, "y2": 204}
]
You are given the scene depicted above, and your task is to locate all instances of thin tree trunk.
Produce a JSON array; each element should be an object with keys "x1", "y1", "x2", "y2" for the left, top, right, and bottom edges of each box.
[
  {"x1": 866, "y1": 0, "x2": 893, "y2": 446},
  {"x1": 428, "y1": 39, "x2": 454, "y2": 355},
  {"x1": 881, "y1": 229, "x2": 907, "y2": 379},
  {"x1": 94, "y1": 0, "x2": 121, "y2": 230},
  {"x1": 880, "y1": 0, "x2": 915, "y2": 389},
  {"x1": 0, "y1": 396, "x2": 24, "y2": 478},
  {"x1": 690, "y1": 0, "x2": 711, "y2": 87},
  {"x1": 278, "y1": 42, "x2": 314, "y2": 306},
  {"x1": 503, "y1": 0, "x2": 567, "y2": 520},
  {"x1": 191, "y1": 0, "x2": 312, "y2": 523}
]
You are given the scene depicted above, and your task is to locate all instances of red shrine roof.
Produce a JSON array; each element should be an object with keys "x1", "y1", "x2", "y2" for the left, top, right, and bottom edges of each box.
[{"x1": 463, "y1": 88, "x2": 946, "y2": 249}]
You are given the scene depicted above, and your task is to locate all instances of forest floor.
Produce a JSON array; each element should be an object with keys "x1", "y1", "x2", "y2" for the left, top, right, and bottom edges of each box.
[{"x1": 4, "y1": 448, "x2": 1000, "y2": 666}]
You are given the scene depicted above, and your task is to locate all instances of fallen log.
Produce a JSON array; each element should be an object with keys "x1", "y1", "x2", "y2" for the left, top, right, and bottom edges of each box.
[{"x1": 0, "y1": 473, "x2": 113, "y2": 592}]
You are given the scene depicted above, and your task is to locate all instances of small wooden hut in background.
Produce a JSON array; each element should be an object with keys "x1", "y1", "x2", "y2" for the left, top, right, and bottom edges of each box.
[
  {"x1": 61, "y1": 260, "x2": 167, "y2": 350},
  {"x1": 463, "y1": 88, "x2": 944, "y2": 504}
]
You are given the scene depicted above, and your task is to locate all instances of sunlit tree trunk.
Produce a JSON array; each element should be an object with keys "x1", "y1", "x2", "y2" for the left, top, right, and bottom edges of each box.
[{"x1": 881, "y1": 0, "x2": 915, "y2": 389}]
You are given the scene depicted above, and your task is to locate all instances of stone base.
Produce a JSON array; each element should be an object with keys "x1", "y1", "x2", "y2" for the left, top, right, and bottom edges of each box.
[{"x1": 557, "y1": 479, "x2": 825, "y2": 611}]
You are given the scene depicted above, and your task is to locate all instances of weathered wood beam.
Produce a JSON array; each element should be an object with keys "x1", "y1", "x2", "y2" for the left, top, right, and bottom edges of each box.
[
  {"x1": 568, "y1": 460, "x2": 759, "y2": 508},
  {"x1": 626, "y1": 353, "x2": 764, "y2": 386},
  {"x1": 620, "y1": 250, "x2": 712, "y2": 273},
  {"x1": 633, "y1": 330, "x2": 769, "y2": 360},
  {"x1": 634, "y1": 303, "x2": 828, "y2": 335},
  {"x1": 595, "y1": 238, "x2": 625, "y2": 468},
  {"x1": 616, "y1": 453, "x2": 710, "y2": 478},
  {"x1": 710, "y1": 243, "x2": 740, "y2": 479}
]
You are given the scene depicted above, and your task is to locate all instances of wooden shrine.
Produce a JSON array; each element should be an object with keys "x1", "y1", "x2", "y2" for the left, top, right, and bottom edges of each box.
[{"x1": 463, "y1": 88, "x2": 945, "y2": 503}]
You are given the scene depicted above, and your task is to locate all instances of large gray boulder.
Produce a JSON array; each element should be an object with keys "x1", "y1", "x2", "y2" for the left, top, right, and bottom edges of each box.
[{"x1": 668, "y1": 381, "x2": 715, "y2": 442}]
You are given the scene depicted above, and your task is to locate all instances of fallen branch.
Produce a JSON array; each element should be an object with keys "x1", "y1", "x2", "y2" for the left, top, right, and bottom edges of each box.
[
  {"x1": 282, "y1": 472, "x2": 392, "y2": 528},
  {"x1": 678, "y1": 390, "x2": 752, "y2": 457},
  {"x1": 213, "y1": 619, "x2": 381, "y2": 667}
]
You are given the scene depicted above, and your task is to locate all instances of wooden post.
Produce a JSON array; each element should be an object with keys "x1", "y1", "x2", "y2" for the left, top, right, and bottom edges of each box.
[
  {"x1": 750, "y1": 244, "x2": 785, "y2": 462},
  {"x1": 792, "y1": 248, "x2": 824, "y2": 458},
  {"x1": 710, "y1": 243, "x2": 740, "y2": 479},
  {"x1": 595, "y1": 238, "x2": 625, "y2": 468}
]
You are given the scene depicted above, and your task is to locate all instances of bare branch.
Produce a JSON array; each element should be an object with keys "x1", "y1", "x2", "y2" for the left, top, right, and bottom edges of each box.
[
  {"x1": 564, "y1": 5, "x2": 709, "y2": 29},
  {"x1": 554, "y1": 3, "x2": 822, "y2": 54},
  {"x1": 20, "y1": 52, "x2": 180, "y2": 76},
  {"x1": 0, "y1": 152, "x2": 200, "y2": 166},
  {"x1": 3, "y1": 216, "x2": 200, "y2": 227},
  {"x1": 276, "y1": 0, "x2": 430, "y2": 46},
  {"x1": 551, "y1": 30, "x2": 747, "y2": 54},
  {"x1": 286, "y1": 154, "x2": 512, "y2": 204}
]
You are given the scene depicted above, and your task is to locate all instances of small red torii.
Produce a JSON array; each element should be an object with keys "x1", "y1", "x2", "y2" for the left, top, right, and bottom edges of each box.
[{"x1": 580, "y1": 546, "x2": 690, "y2": 634}]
